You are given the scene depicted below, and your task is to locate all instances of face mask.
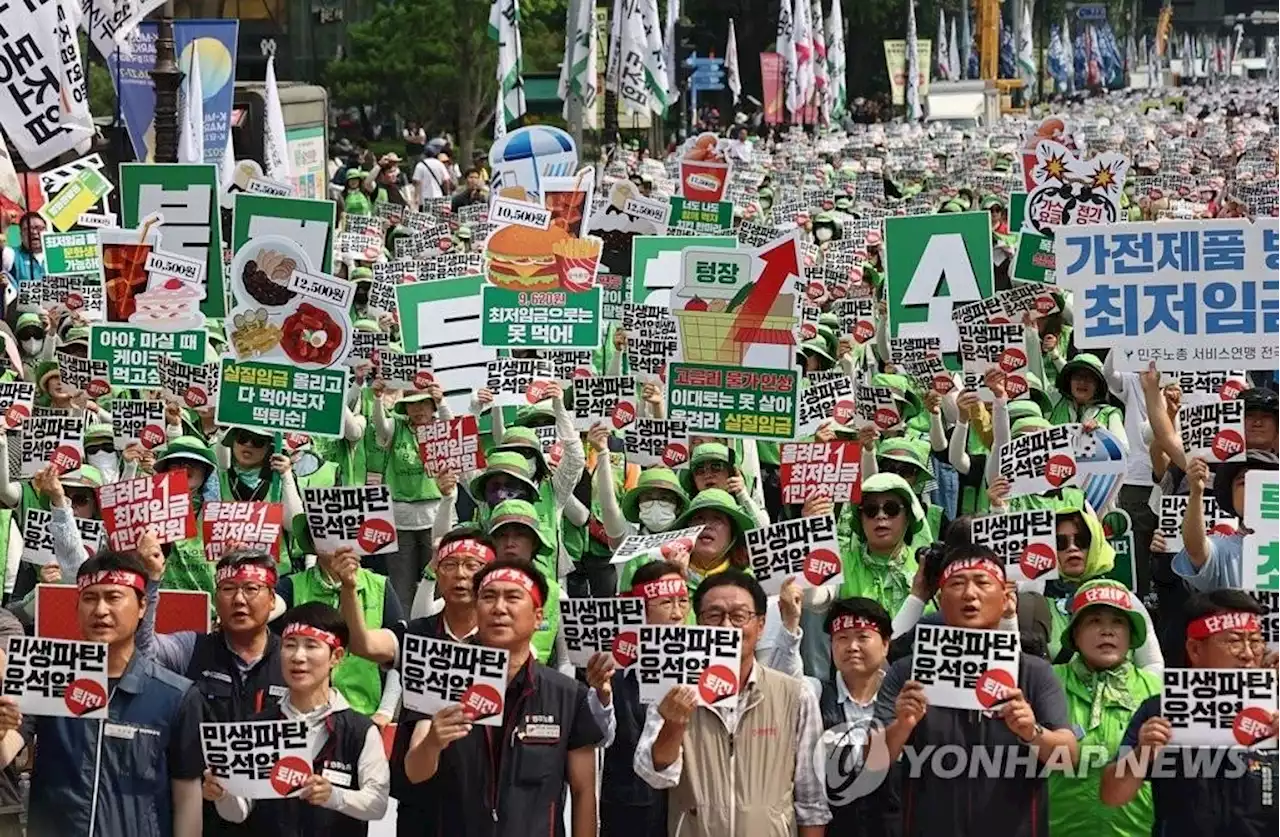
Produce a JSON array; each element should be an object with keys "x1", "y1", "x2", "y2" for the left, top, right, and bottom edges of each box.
[
  {"x1": 293, "y1": 452, "x2": 320, "y2": 478},
  {"x1": 87, "y1": 452, "x2": 118, "y2": 482},
  {"x1": 638, "y1": 499, "x2": 678, "y2": 532},
  {"x1": 20, "y1": 339, "x2": 41, "y2": 356},
  {"x1": 815, "y1": 226, "x2": 833, "y2": 242}
]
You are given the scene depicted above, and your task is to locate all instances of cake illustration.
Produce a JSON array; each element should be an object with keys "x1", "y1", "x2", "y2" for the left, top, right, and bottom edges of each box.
[{"x1": 128, "y1": 277, "x2": 205, "y2": 331}]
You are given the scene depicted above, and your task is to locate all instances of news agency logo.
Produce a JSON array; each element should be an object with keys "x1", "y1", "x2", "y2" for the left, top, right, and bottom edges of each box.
[{"x1": 816, "y1": 720, "x2": 1275, "y2": 804}]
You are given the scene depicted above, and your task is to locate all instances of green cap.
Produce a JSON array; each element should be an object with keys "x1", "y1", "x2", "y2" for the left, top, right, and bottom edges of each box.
[
  {"x1": 155, "y1": 435, "x2": 217, "y2": 471},
  {"x1": 1006, "y1": 399, "x2": 1043, "y2": 422},
  {"x1": 492, "y1": 426, "x2": 550, "y2": 481},
  {"x1": 980, "y1": 194, "x2": 1005, "y2": 210},
  {"x1": 353, "y1": 318, "x2": 381, "y2": 333},
  {"x1": 35, "y1": 360, "x2": 59, "y2": 392},
  {"x1": 60, "y1": 465, "x2": 104, "y2": 488},
  {"x1": 351, "y1": 267, "x2": 374, "y2": 282},
  {"x1": 849, "y1": 473, "x2": 926, "y2": 543},
  {"x1": 1011, "y1": 416, "x2": 1053, "y2": 437},
  {"x1": 15, "y1": 312, "x2": 42, "y2": 334},
  {"x1": 1056, "y1": 353, "x2": 1108, "y2": 403},
  {"x1": 85, "y1": 423, "x2": 114, "y2": 442},
  {"x1": 486, "y1": 499, "x2": 549, "y2": 549},
  {"x1": 346, "y1": 169, "x2": 367, "y2": 181},
  {"x1": 1059, "y1": 579, "x2": 1147, "y2": 655},
  {"x1": 470, "y1": 451, "x2": 541, "y2": 502},
  {"x1": 621, "y1": 467, "x2": 689, "y2": 524},
  {"x1": 679, "y1": 442, "x2": 734, "y2": 495},
  {"x1": 876, "y1": 437, "x2": 934, "y2": 478},
  {"x1": 393, "y1": 389, "x2": 439, "y2": 413},
  {"x1": 799, "y1": 338, "x2": 835, "y2": 364},
  {"x1": 62, "y1": 325, "x2": 90, "y2": 345},
  {"x1": 669, "y1": 488, "x2": 756, "y2": 537}
]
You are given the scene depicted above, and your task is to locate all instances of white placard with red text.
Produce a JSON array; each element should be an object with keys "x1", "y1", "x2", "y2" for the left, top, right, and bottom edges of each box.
[
  {"x1": 302, "y1": 485, "x2": 398, "y2": 556},
  {"x1": 636, "y1": 624, "x2": 742, "y2": 708},
  {"x1": 912, "y1": 625, "x2": 1021, "y2": 712},
  {"x1": 400, "y1": 635, "x2": 510, "y2": 726},
  {"x1": 202, "y1": 502, "x2": 285, "y2": 561},
  {"x1": 2, "y1": 636, "x2": 108, "y2": 719},
  {"x1": 201, "y1": 720, "x2": 313, "y2": 799}
]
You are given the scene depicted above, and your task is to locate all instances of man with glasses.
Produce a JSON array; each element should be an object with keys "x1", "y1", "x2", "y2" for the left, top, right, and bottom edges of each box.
[
  {"x1": 1, "y1": 212, "x2": 46, "y2": 293},
  {"x1": 134, "y1": 546, "x2": 289, "y2": 836},
  {"x1": 634, "y1": 570, "x2": 831, "y2": 836},
  {"x1": 1101, "y1": 590, "x2": 1278, "y2": 834}
]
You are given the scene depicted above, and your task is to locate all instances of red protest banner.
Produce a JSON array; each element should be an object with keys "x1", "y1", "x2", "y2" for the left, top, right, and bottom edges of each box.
[
  {"x1": 97, "y1": 471, "x2": 197, "y2": 551},
  {"x1": 202, "y1": 501, "x2": 285, "y2": 561},
  {"x1": 780, "y1": 441, "x2": 862, "y2": 505},
  {"x1": 417, "y1": 416, "x2": 485, "y2": 476},
  {"x1": 35, "y1": 584, "x2": 209, "y2": 639},
  {"x1": 760, "y1": 53, "x2": 784, "y2": 125}
]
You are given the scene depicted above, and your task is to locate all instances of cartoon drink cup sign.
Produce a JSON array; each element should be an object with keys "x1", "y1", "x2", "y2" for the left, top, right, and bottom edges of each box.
[{"x1": 679, "y1": 132, "x2": 733, "y2": 202}]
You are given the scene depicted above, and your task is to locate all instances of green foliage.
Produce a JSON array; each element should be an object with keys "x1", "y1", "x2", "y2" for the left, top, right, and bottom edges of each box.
[{"x1": 89, "y1": 59, "x2": 118, "y2": 119}]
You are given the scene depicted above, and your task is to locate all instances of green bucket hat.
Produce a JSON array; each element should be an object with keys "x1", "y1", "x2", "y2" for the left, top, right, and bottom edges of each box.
[
  {"x1": 679, "y1": 442, "x2": 734, "y2": 496},
  {"x1": 155, "y1": 435, "x2": 217, "y2": 471},
  {"x1": 621, "y1": 467, "x2": 690, "y2": 524},
  {"x1": 876, "y1": 437, "x2": 934, "y2": 479},
  {"x1": 1011, "y1": 416, "x2": 1053, "y2": 437},
  {"x1": 35, "y1": 360, "x2": 59, "y2": 393},
  {"x1": 85, "y1": 423, "x2": 114, "y2": 443},
  {"x1": 393, "y1": 389, "x2": 440, "y2": 413},
  {"x1": 351, "y1": 267, "x2": 374, "y2": 282},
  {"x1": 873, "y1": 372, "x2": 923, "y2": 418},
  {"x1": 940, "y1": 200, "x2": 965, "y2": 213},
  {"x1": 61, "y1": 325, "x2": 90, "y2": 345},
  {"x1": 486, "y1": 499, "x2": 550, "y2": 550},
  {"x1": 850, "y1": 473, "x2": 926, "y2": 543},
  {"x1": 353, "y1": 318, "x2": 381, "y2": 333},
  {"x1": 470, "y1": 451, "x2": 541, "y2": 503},
  {"x1": 15, "y1": 312, "x2": 42, "y2": 335},
  {"x1": 491, "y1": 426, "x2": 550, "y2": 481},
  {"x1": 1005, "y1": 399, "x2": 1043, "y2": 423},
  {"x1": 668, "y1": 487, "x2": 756, "y2": 538},
  {"x1": 1055, "y1": 353, "x2": 1108, "y2": 404},
  {"x1": 980, "y1": 194, "x2": 1006, "y2": 210},
  {"x1": 60, "y1": 465, "x2": 104, "y2": 488},
  {"x1": 1059, "y1": 578, "x2": 1147, "y2": 655},
  {"x1": 799, "y1": 338, "x2": 835, "y2": 365},
  {"x1": 513, "y1": 403, "x2": 557, "y2": 428},
  {"x1": 346, "y1": 169, "x2": 367, "y2": 181}
]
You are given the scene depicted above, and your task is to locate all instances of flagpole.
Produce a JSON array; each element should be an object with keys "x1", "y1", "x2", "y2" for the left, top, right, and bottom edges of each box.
[{"x1": 565, "y1": 0, "x2": 586, "y2": 148}]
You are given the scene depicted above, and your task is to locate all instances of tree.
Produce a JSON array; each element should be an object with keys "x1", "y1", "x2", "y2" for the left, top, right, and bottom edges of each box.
[{"x1": 327, "y1": 0, "x2": 565, "y2": 162}]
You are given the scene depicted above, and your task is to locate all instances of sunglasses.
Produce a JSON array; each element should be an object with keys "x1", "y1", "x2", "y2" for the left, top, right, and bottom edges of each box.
[
  {"x1": 67, "y1": 491, "x2": 95, "y2": 506},
  {"x1": 1057, "y1": 534, "x2": 1090, "y2": 550},
  {"x1": 236, "y1": 434, "x2": 269, "y2": 448},
  {"x1": 84, "y1": 444, "x2": 113, "y2": 455},
  {"x1": 861, "y1": 500, "x2": 904, "y2": 519}
]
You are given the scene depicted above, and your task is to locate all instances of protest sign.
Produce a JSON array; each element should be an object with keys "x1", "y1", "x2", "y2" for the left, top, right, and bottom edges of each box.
[
  {"x1": 833, "y1": 297, "x2": 876, "y2": 344},
  {"x1": 779, "y1": 442, "x2": 861, "y2": 505},
  {"x1": 561, "y1": 597, "x2": 647, "y2": 667},
  {"x1": 911, "y1": 625, "x2": 1021, "y2": 712},
  {"x1": 599, "y1": 274, "x2": 626, "y2": 322},
  {"x1": 420, "y1": 253, "x2": 486, "y2": 284},
  {"x1": 2, "y1": 637, "x2": 108, "y2": 719},
  {"x1": 98, "y1": 471, "x2": 196, "y2": 551},
  {"x1": 970, "y1": 509, "x2": 1058, "y2": 582},
  {"x1": 1156, "y1": 495, "x2": 1237, "y2": 554},
  {"x1": 42, "y1": 169, "x2": 114, "y2": 233},
  {"x1": 899, "y1": 355, "x2": 956, "y2": 396},
  {"x1": 854, "y1": 383, "x2": 901, "y2": 432},
  {"x1": 1012, "y1": 231, "x2": 1055, "y2": 283},
  {"x1": 884, "y1": 212, "x2": 994, "y2": 353},
  {"x1": 1056, "y1": 219, "x2": 1279, "y2": 371},
  {"x1": 109, "y1": 399, "x2": 167, "y2": 450},
  {"x1": 636, "y1": 624, "x2": 742, "y2": 708},
  {"x1": 216, "y1": 359, "x2": 348, "y2": 438},
  {"x1": 21, "y1": 510, "x2": 104, "y2": 565},
  {"x1": 34, "y1": 585, "x2": 210, "y2": 639},
  {"x1": 377, "y1": 350, "x2": 435, "y2": 391},
  {"x1": 202, "y1": 501, "x2": 284, "y2": 561},
  {"x1": 16, "y1": 276, "x2": 102, "y2": 322},
  {"x1": 540, "y1": 350, "x2": 595, "y2": 385},
  {"x1": 997, "y1": 424, "x2": 1077, "y2": 497},
  {"x1": 1022, "y1": 142, "x2": 1128, "y2": 236},
  {"x1": 622, "y1": 304, "x2": 679, "y2": 383},
  {"x1": 55, "y1": 352, "x2": 111, "y2": 399},
  {"x1": 796, "y1": 376, "x2": 857, "y2": 437},
  {"x1": 668, "y1": 197, "x2": 733, "y2": 234},
  {"x1": 629, "y1": 235, "x2": 736, "y2": 308},
  {"x1": 21, "y1": 415, "x2": 85, "y2": 479},
  {"x1": 302, "y1": 485, "x2": 397, "y2": 556},
  {"x1": 888, "y1": 336, "x2": 942, "y2": 365},
  {"x1": 334, "y1": 232, "x2": 383, "y2": 262},
  {"x1": 743, "y1": 515, "x2": 841, "y2": 595},
  {"x1": 1161, "y1": 668, "x2": 1277, "y2": 748},
  {"x1": 89, "y1": 325, "x2": 208, "y2": 388},
  {"x1": 0, "y1": 382, "x2": 35, "y2": 432},
  {"x1": 1254, "y1": 592, "x2": 1280, "y2": 651},
  {"x1": 1178, "y1": 399, "x2": 1246, "y2": 462},
  {"x1": 418, "y1": 416, "x2": 485, "y2": 476},
  {"x1": 623, "y1": 418, "x2": 690, "y2": 468},
  {"x1": 157, "y1": 356, "x2": 221, "y2": 408},
  {"x1": 485, "y1": 358, "x2": 557, "y2": 407},
  {"x1": 1162, "y1": 370, "x2": 1248, "y2": 408},
  {"x1": 959, "y1": 323, "x2": 1029, "y2": 400},
  {"x1": 349, "y1": 331, "x2": 391, "y2": 367},
  {"x1": 400, "y1": 635, "x2": 509, "y2": 725},
  {"x1": 201, "y1": 720, "x2": 311, "y2": 799},
  {"x1": 42, "y1": 231, "x2": 102, "y2": 278},
  {"x1": 609, "y1": 526, "x2": 704, "y2": 566},
  {"x1": 572, "y1": 376, "x2": 636, "y2": 431},
  {"x1": 954, "y1": 285, "x2": 1060, "y2": 325},
  {"x1": 668, "y1": 364, "x2": 799, "y2": 441},
  {"x1": 1242, "y1": 471, "x2": 1279, "y2": 593}
]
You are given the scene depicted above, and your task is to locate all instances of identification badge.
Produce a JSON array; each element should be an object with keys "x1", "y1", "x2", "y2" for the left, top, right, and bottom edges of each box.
[
  {"x1": 322, "y1": 768, "x2": 353, "y2": 788},
  {"x1": 520, "y1": 722, "x2": 561, "y2": 744},
  {"x1": 104, "y1": 722, "x2": 137, "y2": 740},
  {"x1": 268, "y1": 685, "x2": 289, "y2": 698}
]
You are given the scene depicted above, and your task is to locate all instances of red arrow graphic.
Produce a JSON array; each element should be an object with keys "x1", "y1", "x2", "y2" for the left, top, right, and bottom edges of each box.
[{"x1": 728, "y1": 238, "x2": 799, "y2": 349}]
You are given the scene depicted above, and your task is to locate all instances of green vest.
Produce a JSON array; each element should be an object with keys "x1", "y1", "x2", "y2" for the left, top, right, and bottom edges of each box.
[
  {"x1": 1049, "y1": 661, "x2": 1159, "y2": 837},
  {"x1": 216, "y1": 472, "x2": 293, "y2": 575},
  {"x1": 836, "y1": 541, "x2": 917, "y2": 619},
  {"x1": 291, "y1": 567, "x2": 387, "y2": 715},
  {"x1": 0, "y1": 509, "x2": 12, "y2": 600},
  {"x1": 363, "y1": 390, "x2": 387, "y2": 484},
  {"x1": 531, "y1": 576, "x2": 561, "y2": 665},
  {"x1": 1049, "y1": 400, "x2": 1120, "y2": 429},
  {"x1": 385, "y1": 418, "x2": 440, "y2": 502},
  {"x1": 162, "y1": 533, "x2": 217, "y2": 598},
  {"x1": 297, "y1": 461, "x2": 341, "y2": 491}
]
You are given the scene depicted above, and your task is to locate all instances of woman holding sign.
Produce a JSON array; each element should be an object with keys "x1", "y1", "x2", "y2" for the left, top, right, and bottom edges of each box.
[{"x1": 1048, "y1": 579, "x2": 1160, "y2": 837}]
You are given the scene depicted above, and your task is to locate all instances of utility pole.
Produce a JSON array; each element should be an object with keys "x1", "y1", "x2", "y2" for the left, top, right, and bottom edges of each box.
[{"x1": 151, "y1": 0, "x2": 183, "y2": 163}]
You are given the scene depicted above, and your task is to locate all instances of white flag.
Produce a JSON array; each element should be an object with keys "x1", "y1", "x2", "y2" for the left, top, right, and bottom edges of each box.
[
  {"x1": 811, "y1": 0, "x2": 828, "y2": 124},
  {"x1": 642, "y1": 0, "x2": 671, "y2": 115},
  {"x1": 219, "y1": 119, "x2": 236, "y2": 191},
  {"x1": 613, "y1": 0, "x2": 668, "y2": 115},
  {"x1": 793, "y1": 0, "x2": 815, "y2": 115},
  {"x1": 1017, "y1": 0, "x2": 1036, "y2": 89},
  {"x1": 494, "y1": 85, "x2": 507, "y2": 140},
  {"x1": 263, "y1": 53, "x2": 292, "y2": 182},
  {"x1": 178, "y1": 42, "x2": 205, "y2": 165},
  {"x1": 936, "y1": 9, "x2": 950, "y2": 83},
  {"x1": 558, "y1": 0, "x2": 598, "y2": 122},
  {"x1": 726, "y1": 19, "x2": 742, "y2": 104},
  {"x1": 777, "y1": 0, "x2": 798, "y2": 117},
  {"x1": 825, "y1": 0, "x2": 846, "y2": 119},
  {"x1": 664, "y1": 0, "x2": 680, "y2": 103},
  {"x1": 905, "y1": 0, "x2": 921, "y2": 121},
  {"x1": 489, "y1": 0, "x2": 527, "y2": 131},
  {"x1": 948, "y1": 15, "x2": 961, "y2": 82}
]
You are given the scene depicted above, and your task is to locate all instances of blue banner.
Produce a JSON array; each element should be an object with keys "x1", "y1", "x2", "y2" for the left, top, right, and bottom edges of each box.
[{"x1": 109, "y1": 20, "x2": 240, "y2": 166}]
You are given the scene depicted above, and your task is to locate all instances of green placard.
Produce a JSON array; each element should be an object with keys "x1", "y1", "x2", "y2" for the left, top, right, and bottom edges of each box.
[
  {"x1": 231, "y1": 193, "x2": 336, "y2": 280},
  {"x1": 667, "y1": 362, "x2": 799, "y2": 441},
  {"x1": 480, "y1": 286, "x2": 601, "y2": 349},
  {"x1": 120, "y1": 164, "x2": 226, "y2": 318},
  {"x1": 883, "y1": 211, "x2": 994, "y2": 354},
  {"x1": 1009, "y1": 192, "x2": 1027, "y2": 227},
  {"x1": 216, "y1": 359, "x2": 347, "y2": 437},
  {"x1": 1012, "y1": 230, "x2": 1055, "y2": 283},
  {"x1": 395, "y1": 274, "x2": 484, "y2": 354},
  {"x1": 90, "y1": 325, "x2": 208, "y2": 388},
  {"x1": 1102, "y1": 509, "x2": 1137, "y2": 591},
  {"x1": 668, "y1": 197, "x2": 734, "y2": 234},
  {"x1": 42, "y1": 231, "x2": 101, "y2": 277},
  {"x1": 630, "y1": 235, "x2": 737, "y2": 307}
]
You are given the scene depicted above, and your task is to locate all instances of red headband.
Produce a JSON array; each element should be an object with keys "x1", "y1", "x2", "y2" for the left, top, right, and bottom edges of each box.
[
  {"x1": 479, "y1": 567, "x2": 543, "y2": 607},
  {"x1": 830, "y1": 614, "x2": 883, "y2": 635},
  {"x1": 1186, "y1": 611, "x2": 1261, "y2": 641},
  {"x1": 216, "y1": 564, "x2": 278, "y2": 587},
  {"x1": 1071, "y1": 585, "x2": 1131, "y2": 614},
  {"x1": 281, "y1": 623, "x2": 344, "y2": 650},
  {"x1": 633, "y1": 576, "x2": 686, "y2": 602},
  {"x1": 436, "y1": 538, "x2": 496, "y2": 566},
  {"x1": 77, "y1": 569, "x2": 147, "y2": 594},
  {"x1": 940, "y1": 557, "x2": 1006, "y2": 587}
]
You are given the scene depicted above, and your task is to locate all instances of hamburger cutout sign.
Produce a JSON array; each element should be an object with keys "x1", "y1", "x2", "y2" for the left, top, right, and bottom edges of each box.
[{"x1": 480, "y1": 185, "x2": 605, "y2": 351}]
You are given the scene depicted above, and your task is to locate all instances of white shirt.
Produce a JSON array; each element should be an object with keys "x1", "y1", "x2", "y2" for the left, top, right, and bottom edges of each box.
[{"x1": 413, "y1": 158, "x2": 450, "y2": 202}]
